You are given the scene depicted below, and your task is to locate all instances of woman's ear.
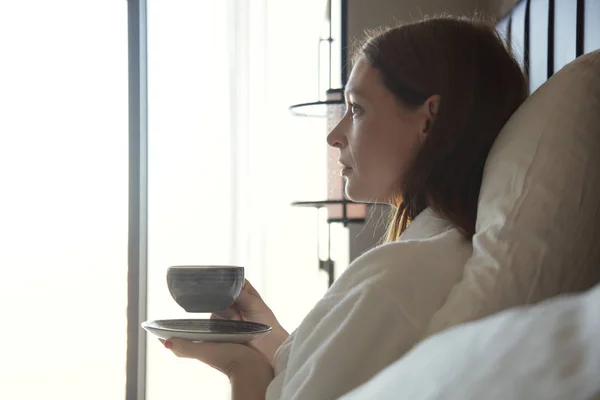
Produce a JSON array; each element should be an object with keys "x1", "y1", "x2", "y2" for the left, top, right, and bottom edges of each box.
[
  {"x1": 426, "y1": 94, "x2": 441, "y2": 119},
  {"x1": 420, "y1": 94, "x2": 441, "y2": 138}
]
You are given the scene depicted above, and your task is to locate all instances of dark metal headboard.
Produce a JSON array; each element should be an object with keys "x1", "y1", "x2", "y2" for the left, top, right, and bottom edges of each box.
[{"x1": 496, "y1": 0, "x2": 600, "y2": 93}]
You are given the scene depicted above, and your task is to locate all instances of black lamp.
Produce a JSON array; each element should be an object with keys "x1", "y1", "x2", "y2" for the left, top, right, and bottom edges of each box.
[{"x1": 290, "y1": 0, "x2": 366, "y2": 287}]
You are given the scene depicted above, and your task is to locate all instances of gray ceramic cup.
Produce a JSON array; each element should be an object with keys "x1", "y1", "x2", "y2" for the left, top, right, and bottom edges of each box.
[{"x1": 166, "y1": 265, "x2": 244, "y2": 313}]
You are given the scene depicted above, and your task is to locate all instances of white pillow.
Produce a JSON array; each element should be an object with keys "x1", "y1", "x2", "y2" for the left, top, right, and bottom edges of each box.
[
  {"x1": 426, "y1": 50, "x2": 600, "y2": 336},
  {"x1": 338, "y1": 283, "x2": 600, "y2": 400}
]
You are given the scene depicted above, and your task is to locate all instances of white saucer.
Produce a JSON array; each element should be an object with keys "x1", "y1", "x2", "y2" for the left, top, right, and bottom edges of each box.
[{"x1": 142, "y1": 319, "x2": 272, "y2": 343}]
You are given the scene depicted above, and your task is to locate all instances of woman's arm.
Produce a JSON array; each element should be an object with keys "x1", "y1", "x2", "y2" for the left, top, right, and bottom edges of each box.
[{"x1": 230, "y1": 360, "x2": 274, "y2": 400}]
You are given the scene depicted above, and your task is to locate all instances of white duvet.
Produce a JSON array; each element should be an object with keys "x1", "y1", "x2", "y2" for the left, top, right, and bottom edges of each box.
[{"x1": 339, "y1": 282, "x2": 600, "y2": 400}]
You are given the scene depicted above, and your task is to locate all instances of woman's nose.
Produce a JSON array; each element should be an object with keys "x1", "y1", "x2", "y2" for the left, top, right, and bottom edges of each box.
[{"x1": 326, "y1": 118, "x2": 348, "y2": 148}]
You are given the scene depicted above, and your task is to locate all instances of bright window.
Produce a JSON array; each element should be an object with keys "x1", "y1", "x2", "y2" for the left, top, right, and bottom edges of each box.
[{"x1": 0, "y1": 1, "x2": 128, "y2": 399}]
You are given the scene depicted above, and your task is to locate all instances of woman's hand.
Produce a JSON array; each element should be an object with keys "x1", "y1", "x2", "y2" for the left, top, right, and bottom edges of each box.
[
  {"x1": 211, "y1": 279, "x2": 289, "y2": 366},
  {"x1": 161, "y1": 338, "x2": 273, "y2": 400}
]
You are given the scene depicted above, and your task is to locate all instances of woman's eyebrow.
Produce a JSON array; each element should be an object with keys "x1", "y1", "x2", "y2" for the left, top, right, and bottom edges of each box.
[{"x1": 345, "y1": 86, "x2": 368, "y2": 98}]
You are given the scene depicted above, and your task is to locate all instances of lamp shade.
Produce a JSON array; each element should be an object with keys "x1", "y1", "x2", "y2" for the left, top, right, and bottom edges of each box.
[{"x1": 289, "y1": 89, "x2": 345, "y2": 118}]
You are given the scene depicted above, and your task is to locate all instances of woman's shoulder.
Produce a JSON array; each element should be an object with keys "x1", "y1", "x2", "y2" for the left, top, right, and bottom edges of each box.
[
  {"x1": 341, "y1": 220, "x2": 470, "y2": 285},
  {"x1": 351, "y1": 207, "x2": 465, "y2": 265},
  {"x1": 324, "y1": 219, "x2": 472, "y2": 317}
]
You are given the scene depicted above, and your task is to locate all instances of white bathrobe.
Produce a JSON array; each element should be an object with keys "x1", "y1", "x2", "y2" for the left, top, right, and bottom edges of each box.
[{"x1": 265, "y1": 208, "x2": 473, "y2": 400}]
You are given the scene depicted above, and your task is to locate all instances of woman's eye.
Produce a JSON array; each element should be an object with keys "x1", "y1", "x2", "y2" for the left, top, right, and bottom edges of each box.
[{"x1": 350, "y1": 104, "x2": 362, "y2": 116}]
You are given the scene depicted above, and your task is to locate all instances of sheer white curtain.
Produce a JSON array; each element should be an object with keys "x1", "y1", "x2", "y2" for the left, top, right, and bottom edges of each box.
[
  {"x1": 145, "y1": 0, "x2": 345, "y2": 398},
  {"x1": 146, "y1": 1, "x2": 235, "y2": 398},
  {"x1": 0, "y1": 0, "x2": 346, "y2": 398},
  {"x1": 0, "y1": 1, "x2": 128, "y2": 399}
]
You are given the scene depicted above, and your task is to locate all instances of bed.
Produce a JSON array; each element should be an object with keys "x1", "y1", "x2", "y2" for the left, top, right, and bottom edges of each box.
[{"x1": 496, "y1": 0, "x2": 600, "y2": 92}]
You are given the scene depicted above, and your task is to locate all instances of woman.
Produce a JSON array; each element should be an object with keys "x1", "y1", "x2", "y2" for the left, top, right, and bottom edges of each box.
[{"x1": 161, "y1": 16, "x2": 528, "y2": 399}]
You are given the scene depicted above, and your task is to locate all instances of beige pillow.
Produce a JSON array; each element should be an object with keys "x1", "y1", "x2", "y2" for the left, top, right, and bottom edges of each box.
[{"x1": 426, "y1": 50, "x2": 600, "y2": 336}]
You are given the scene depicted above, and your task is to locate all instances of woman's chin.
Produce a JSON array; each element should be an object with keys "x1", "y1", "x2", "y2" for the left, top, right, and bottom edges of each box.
[
  {"x1": 344, "y1": 183, "x2": 367, "y2": 203},
  {"x1": 345, "y1": 182, "x2": 386, "y2": 204}
]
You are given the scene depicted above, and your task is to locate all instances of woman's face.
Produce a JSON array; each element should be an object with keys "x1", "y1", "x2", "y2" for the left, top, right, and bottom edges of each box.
[{"x1": 327, "y1": 58, "x2": 434, "y2": 204}]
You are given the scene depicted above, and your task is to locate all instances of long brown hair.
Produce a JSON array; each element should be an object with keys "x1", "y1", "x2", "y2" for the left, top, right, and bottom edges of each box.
[{"x1": 355, "y1": 16, "x2": 528, "y2": 241}]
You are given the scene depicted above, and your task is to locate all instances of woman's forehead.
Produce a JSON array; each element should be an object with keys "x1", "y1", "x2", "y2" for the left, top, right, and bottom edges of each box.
[{"x1": 346, "y1": 59, "x2": 389, "y2": 100}]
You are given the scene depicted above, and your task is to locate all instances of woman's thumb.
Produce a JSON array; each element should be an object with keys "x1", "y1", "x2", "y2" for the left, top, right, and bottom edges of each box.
[{"x1": 241, "y1": 279, "x2": 262, "y2": 299}]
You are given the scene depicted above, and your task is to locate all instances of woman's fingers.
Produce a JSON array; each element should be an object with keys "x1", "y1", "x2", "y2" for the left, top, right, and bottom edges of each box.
[
  {"x1": 161, "y1": 337, "x2": 255, "y2": 376},
  {"x1": 242, "y1": 279, "x2": 263, "y2": 300},
  {"x1": 210, "y1": 280, "x2": 268, "y2": 321},
  {"x1": 235, "y1": 281, "x2": 270, "y2": 317},
  {"x1": 165, "y1": 338, "x2": 219, "y2": 359},
  {"x1": 211, "y1": 308, "x2": 242, "y2": 320}
]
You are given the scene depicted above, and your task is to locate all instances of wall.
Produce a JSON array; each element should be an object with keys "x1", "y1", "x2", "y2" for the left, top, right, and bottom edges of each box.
[
  {"x1": 348, "y1": 0, "x2": 484, "y2": 52},
  {"x1": 347, "y1": 0, "x2": 520, "y2": 65},
  {"x1": 482, "y1": 0, "x2": 522, "y2": 20},
  {"x1": 347, "y1": 0, "x2": 522, "y2": 60}
]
